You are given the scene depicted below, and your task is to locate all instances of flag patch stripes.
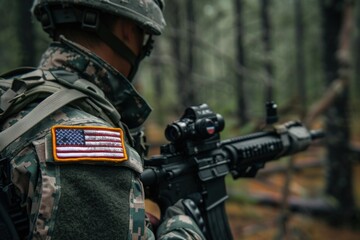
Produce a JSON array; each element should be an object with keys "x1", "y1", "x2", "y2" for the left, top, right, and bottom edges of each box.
[{"x1": 51, "y1": 125, "x2": 128, "y2": 162}]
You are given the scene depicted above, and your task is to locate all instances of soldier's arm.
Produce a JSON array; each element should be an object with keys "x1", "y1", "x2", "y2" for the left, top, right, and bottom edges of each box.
[{"x1": 156, "y1": 201, "x2": 206, "y2": 240}]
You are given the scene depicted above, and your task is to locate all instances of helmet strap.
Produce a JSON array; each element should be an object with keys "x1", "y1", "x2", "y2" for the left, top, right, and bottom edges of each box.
[
  {"x1": 82, "y1": 10, "x2": 154, "y2": 81},
  {"x1": 127, "y1": 36, "x2": 154, "y2": 80},
  {"x1": 38, "y1": 6, "x2": 154, "y2": 81}
]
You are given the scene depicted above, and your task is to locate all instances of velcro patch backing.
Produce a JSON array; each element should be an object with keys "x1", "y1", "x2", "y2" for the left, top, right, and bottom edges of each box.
[{"x1": 51, "y1": 125, "x2": 128, "y2": 163}]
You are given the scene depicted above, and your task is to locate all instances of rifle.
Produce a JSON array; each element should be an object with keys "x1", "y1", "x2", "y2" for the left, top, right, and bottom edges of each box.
[{"x1": 141, "y1": 103, "x2": 324, "y2": 240}]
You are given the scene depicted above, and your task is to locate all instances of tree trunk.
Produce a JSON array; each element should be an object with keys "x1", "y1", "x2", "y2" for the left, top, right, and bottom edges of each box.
[
  {"x1": 294, "y1": 0, "x2": 306, "y2": 118},
  {"x1": 169, "y1": 0, "x2": 196, "y2": 110},
  {"x1": 260, "y1": 0, "x2": 274, "y2": 102},
  {"x1": 185, "y1": 0, "x2": 196, "y2": 108},
  {"x1": 234, "y1": 0, "x2": 248, "y2": 125},
  {"x1": 169, "y1": 0, "x2": 186, "y2": 112},
  {"x1": 354, "y1": 1, "x2": 360, "y2": 92},
  {"x1": 320, "y1": 0, "x2": 354, "y2": 224},
  {"x1": 17, "y1": 0, "x2": 36, "y2": 66},
  {"x1": 152, "y1": 44, "x2": 165, "y2": 123}
]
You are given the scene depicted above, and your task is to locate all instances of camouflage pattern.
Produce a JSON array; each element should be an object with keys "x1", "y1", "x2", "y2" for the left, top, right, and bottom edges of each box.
[
  {"x1": 157, "y1": 215, "x2": 206, "y2": 240},
  {"x1": 1, "y1": 104, "x2": 148, "y2": 238},
  {"x1": 31, "y1": 0, "x2": 166, "y2": 35},
  {"x1": 156, "y1": 201, "x2": 206, "y2": 240},
  {"x1": 40, "y1": 36, "x2": 152, "y2": 129},
  {"x1": 129, "y1": 177, "x2": 147, "y2": 239},
  {"x1": 1, "y1": 35, "x2": 205, "y2": 239}
]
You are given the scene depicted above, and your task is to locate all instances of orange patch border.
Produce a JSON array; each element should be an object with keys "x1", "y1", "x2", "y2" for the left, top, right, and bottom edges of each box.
[{"x1": 51, "y1": 125, "x2": 128, "y2": 163}]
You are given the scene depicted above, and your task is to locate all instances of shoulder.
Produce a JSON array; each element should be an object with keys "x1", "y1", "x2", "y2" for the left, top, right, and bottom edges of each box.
[
  {"x1": 4, "y1": 103, "x2": 143, "y2": 174},
  {"x1": 2, "y1": 104, "x2": 112, "y2": 156}
]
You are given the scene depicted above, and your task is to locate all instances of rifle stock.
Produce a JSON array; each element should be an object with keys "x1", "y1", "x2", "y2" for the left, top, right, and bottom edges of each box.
[{"x1": 141, "y1": 104, "x2": 323, "y2": 240}]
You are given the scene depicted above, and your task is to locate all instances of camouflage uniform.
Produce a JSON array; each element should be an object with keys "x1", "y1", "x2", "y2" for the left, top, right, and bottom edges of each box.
[{"x1": 0, "y1": 35, "x2": 205, "y2": 240}]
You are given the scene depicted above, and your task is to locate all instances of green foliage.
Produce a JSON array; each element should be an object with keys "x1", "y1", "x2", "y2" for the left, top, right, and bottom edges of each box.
[
  {"x1": 0, "y1": 0, "x2": 50, "y2": 73},
  {"x1": 0, "y1": 0, "x2": 358, "y2": 139},
  {"x1": 138, "y1": 0, "x2": 332, "y2": 137},
  {"x1": 0, "y1": 1, "x2": 20, "y2": 74}
]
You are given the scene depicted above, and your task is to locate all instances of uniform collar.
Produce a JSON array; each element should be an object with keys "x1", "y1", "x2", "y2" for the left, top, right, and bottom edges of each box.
[{"x1": 38, "y1": 36, "x2": 152, "y2": 128}]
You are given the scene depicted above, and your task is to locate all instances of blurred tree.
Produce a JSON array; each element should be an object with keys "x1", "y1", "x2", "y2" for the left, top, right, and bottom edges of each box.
[
  {"x1": 234, "y1": 0, "x2": 249, "y2": 125},
  {"x1": 151, "y1": 43, "x2": 165, "y2": 123},
  {"x1": 294, "y1": 0, "x2": 306, "y2": 118},
  {"x1": 321, "y1": 0, "x2": 355, "y2": 224},
  {"x1": 260, "y1": 0, "x2": 274, "y2": 102},
  {"x1": 184, "y1": 0, "x2": 196, "y2": 107},
  {"x1": 17, "y1": 0, "x2": 36, "y2": 67},
  {"x1": 0, "y1": 1, "x2": 19, "y2": 73},
  {"x1": 167, "y1": 0, "x2": 187, "y2": 111},
  {"x1": 354, "y1": 1, "x2": 360, "y2": 92}
]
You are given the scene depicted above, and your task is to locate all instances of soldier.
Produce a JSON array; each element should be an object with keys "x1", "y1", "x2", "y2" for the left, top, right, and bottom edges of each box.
[{"x1": 0, "y1": 0, "x2": 205, "y2": 239}]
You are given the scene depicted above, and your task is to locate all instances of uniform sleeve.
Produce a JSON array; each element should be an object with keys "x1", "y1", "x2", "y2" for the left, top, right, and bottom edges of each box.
[
  {"x1": 9, "y1": 145, "x2": 41, "y2": 236},
  {"x1": 4, "y1": 105, "x2": 152, "y2": 239},
  {"x1": 156, "y1": 201, "x2": 206, "y2": 240}
]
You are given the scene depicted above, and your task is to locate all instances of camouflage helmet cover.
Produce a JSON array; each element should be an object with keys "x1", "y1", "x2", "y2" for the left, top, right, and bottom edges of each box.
[{"x1": 31, "y1": 0, "x2": 166, "y2": 35}]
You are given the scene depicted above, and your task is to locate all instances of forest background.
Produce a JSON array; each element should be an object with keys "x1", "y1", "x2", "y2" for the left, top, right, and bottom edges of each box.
[{"x1": 1, "y1": 0, "x2": 360, "y2": 239}]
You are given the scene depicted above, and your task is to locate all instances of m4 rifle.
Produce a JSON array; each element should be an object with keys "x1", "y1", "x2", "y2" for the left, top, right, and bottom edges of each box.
[{"x1": 141, "y1": 103, "x2": 323, "y2": 240}]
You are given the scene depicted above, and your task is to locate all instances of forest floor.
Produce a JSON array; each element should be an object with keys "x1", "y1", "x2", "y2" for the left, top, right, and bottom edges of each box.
[
  {"x1": 144, "y1": 122, "x2": 360, "y2": 240},
  {"x1": 222, "y1": 144, "x2": 360, "y2": 240}
]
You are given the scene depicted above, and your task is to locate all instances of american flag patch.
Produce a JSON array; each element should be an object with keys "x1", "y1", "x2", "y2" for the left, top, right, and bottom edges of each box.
[{"x1": 51, "y1": 125, "x2": 128, "y2": 162}]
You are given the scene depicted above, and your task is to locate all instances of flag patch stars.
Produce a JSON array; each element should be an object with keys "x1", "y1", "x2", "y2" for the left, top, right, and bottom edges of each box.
[{"x1": 51, "y1": 125, "x2": 128, "y2": 163}]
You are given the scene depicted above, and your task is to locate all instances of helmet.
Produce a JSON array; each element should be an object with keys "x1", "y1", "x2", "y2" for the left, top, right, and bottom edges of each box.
[
  {"x1": 31, "y1": 0, "x2": 166, "y2": 80},
  {"x1": 31, "y1": 0, "x2": 166, "y2": 35}
]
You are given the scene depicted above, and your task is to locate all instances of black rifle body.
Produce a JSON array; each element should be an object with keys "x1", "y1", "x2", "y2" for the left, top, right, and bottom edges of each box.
[{"x1": 141, "y1": 104, "x2": 323, "y2": 240}]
